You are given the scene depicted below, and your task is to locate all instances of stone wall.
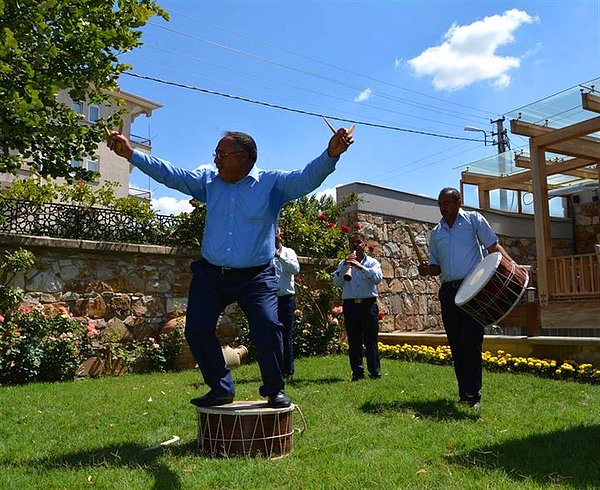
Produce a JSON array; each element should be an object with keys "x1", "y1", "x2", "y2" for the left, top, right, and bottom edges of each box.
[
  {"x1": 0, "y1": 233, "x2": 324, "y2": 342},
  {"x1": 573, "y1": 201, "x2": 600, "y2": 254},
  {"x1": 1, "y1": 234, "x2": 196, "y2": 341}
]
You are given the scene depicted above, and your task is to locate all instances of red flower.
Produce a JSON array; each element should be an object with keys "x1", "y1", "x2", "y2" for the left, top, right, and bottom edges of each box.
[
  {"x1": 378, "y1": 312, "x2": 385, "y2": 320},
  {"x1": 328, "y1": 222, "x2": 335, "y2": 228},
  {"x1": 317, "y1": 214, "x2": 327, "y2": 221},
  {"x1": 341, "y1": 225, "x2": 350, "y2": 234},
  {"x1": 353, "y1": 224, "x2": 361, "y2": 230}
]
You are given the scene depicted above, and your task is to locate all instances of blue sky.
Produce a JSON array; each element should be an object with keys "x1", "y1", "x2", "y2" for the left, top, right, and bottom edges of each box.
[{"x1": 118, "y1": 1, "x2": 600, "y2": 215}]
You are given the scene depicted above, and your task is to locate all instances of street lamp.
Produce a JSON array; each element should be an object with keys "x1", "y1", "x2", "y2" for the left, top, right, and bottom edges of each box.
[{"x1": 463, "y1": 126, "x2": 489, "y2": 145}]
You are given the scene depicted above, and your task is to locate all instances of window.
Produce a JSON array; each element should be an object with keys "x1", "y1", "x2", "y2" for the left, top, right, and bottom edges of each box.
[
  {"x1": 87, "y1": 159, "x2": 99, "y2": 172},
  {"x1": 88, "y1": 105, "x2": 100, "y2": 122},
  {"x1": 70, "y1": 159, "x2": 82, "y2": 168},
  {"x1": 71, "y1": 102, "x2": 83, "y2": 115}
]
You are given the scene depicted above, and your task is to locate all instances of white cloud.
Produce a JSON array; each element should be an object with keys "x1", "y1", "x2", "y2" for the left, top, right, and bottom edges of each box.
[
  {"x1": 354, "y1": 88, "x2": 373, "y2": 102},
  {"x1": 408, "y1": 9, "x2": 538, "y2": 90},
  {"x1": 314, "y1": 187, "x2": 337, "y2": 201},
  {"x1": 394, "y1": 57, "x2": 403, "y2": 69},
  {"x1": 151, "y1": 196, "x2": 194, "y2": 215}
]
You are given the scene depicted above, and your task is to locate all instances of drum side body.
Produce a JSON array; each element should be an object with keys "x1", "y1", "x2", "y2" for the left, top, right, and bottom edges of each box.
[
  {"x1": 456, "y1": 254, "x2": 530, "y2": 327},
  {"x1": 196, "y1": 402, "x2": 294, "y2": 458}
]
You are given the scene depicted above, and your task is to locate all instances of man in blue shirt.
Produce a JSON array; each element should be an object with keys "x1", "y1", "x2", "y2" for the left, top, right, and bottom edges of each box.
[
  {"x1": 418, "y1": 187, "x2": 515, "y2": 409},
  {"x1": 108, "y1": 127, "x2": 353, "y2": 408},
  {"x1": 333, "y1": 232, "x2": 383, "y2": 381}
]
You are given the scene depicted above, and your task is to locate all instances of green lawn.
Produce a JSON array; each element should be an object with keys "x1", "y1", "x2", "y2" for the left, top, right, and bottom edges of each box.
[{"x1": 1, "y1": 355, "x2": 598, "y2": 489}]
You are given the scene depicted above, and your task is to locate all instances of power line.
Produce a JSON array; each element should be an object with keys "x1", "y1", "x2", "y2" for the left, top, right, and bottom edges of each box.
[
  {"x1": 156, "y1": 12, "x2": 495, "y2": 119},
  {"x1": 135, "y1": 44, "x2": 480, "y2": 131},
  {"x1": 124, "y1": 72, "x2": 485, "y2": 143},
  {"x1": 145, "y1": 21, "x2": 490, "y2": 125}
]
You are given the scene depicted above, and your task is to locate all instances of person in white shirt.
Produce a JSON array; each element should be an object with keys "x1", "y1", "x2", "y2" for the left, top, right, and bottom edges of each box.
[
  {"x1": 274, "y1": 228, "x2": 300, "y2": 380},
  {"x1": 333, "y1": 232, "x2": 383, "y2": 381}
]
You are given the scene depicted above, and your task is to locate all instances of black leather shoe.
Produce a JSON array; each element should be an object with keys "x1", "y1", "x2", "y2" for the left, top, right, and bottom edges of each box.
[
  {"x1": 190, "y1": 392, "x2": 234, "y2": 407},
  {"x1": 369, "y1": 373, "x2": 382, "y2": 379},
  {"x1": 351, "y1": 373, "x2": 365, "y2": 381},
  {"x1": 267, "y1": 391, "x2": 291, "y2": 408}
]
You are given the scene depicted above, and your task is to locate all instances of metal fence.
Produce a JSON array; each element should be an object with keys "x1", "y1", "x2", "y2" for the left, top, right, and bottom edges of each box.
[{"x1": 0, "y1": 199, "x2": 183, "y2": 246}]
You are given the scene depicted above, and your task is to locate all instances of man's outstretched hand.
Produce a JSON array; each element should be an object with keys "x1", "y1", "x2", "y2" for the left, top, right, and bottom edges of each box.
[{"x1": 328, "y1": 127, "x2": 354, "y2": 158}]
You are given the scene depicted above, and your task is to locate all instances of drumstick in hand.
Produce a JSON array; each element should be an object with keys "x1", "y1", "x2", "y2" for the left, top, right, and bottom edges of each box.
[
  {"x1": 323, "y1": 117, "x2": 356, "y2": 136},
  {"x1": 323, "y1": 117, "x2": 336, "y2": 134},
  {"x1": 404, "y1": 225, "x2": 425, "y2": 263},
  {"x1": 105, "y1": 121, "x2": 123, "y2": 153}
]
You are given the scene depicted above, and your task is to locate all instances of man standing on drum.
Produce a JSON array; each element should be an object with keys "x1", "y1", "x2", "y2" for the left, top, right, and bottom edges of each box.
[
  {"x1": 418, "y1": 187, "x2": 515, "y2": 409},
  {"x1": 107, "y1": 126, "x2": 354, "y2": 409}
]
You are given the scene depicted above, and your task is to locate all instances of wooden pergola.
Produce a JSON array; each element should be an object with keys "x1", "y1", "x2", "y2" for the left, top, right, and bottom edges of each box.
[{"x1": 461, "y1": 89, "x2": 600, "y2": 311}]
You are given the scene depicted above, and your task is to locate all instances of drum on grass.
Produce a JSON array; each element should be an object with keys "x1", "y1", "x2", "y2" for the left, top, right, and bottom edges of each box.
[
  {"x1": 455, "y1": 252, "x2": 529, "y2": 327},
  {"x1": 196, "y1": 401, "x2": 297, "y2": 458}
]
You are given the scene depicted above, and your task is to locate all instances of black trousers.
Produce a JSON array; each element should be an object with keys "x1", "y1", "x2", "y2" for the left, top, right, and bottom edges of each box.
[
  {"x1": 439, "y1": 281, "x2": 484, "y2": 402},
  {"x1": 277, "y1": 294, "x2": 296, "y2": 377},
  {"x1": 343, "y1": 298, "x2": 381, "y2": 377}
]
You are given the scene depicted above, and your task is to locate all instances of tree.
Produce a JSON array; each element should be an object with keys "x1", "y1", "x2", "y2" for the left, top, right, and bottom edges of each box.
[{"x1": 0, "y1": 0, "x2": 168, "y2": 180}]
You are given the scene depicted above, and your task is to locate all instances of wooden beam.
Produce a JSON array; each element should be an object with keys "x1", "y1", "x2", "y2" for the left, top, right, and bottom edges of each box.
[
  {"x1": 511, "y1": 119, "x2": 600, "y2": 160},
  {"x1": 582, "y1": 92, "x2": 600, "y2": 114},
  {"x1": 461, "y1": 171, "x2": 533, "y2": 192},
  {"x1": 514, "y1": 156, "x2": 599, "y2": 180},
  {"x1": 461, "y1": 169, "x2": 565, "y2": 193},
  {"x1": 532, "y1": 115, "x2": 600, "y2": 147},
  {"x1": 530, "y1": 145, "x2": 551, "y2": 305}
]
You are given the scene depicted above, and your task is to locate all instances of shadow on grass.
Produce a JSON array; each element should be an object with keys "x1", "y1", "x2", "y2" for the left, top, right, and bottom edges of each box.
[
  {"x1": 1, "y1": 440, "x2": 201, "y2": 490},
  {"x1": 446, "y1": 424, "x2": 600, "y2": 487},
  {"x1": 362, "y1": 398, "x2": 480, "y2": 421},
  {"x1": 286, "y1": 375, "x2": 346, "y2": 387}
]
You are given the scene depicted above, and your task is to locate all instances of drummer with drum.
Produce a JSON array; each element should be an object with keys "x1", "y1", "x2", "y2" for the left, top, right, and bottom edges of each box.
[{"x1": 418, "y1": 187, "x2": 517, "y2": 409}]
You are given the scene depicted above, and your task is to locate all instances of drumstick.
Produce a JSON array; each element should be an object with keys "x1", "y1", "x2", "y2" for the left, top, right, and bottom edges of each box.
[
  {"x1": 105, "y1": 121, "x2": 124, "y2": 153},
  {"x1": 404, "y1": 225, "x2": 425, "y2": 263},
  {"x1": 323, "y1": 117, "x2": 336, "y2": 134}
]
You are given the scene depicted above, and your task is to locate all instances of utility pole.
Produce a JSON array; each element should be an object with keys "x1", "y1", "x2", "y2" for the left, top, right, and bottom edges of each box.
[{"x1": 491, "y1": 117, "x2": 510, "y2": 210}]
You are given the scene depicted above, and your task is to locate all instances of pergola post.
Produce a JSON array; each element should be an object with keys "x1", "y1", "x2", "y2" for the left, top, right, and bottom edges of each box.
[{"x1": 529, "y1": 144, "x2": 552, "y2": 304}]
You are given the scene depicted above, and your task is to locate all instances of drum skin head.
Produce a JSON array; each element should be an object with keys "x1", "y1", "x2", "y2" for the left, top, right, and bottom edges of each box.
[{"x1": 455, "y1": 252, "x2": 502, "y2": 306}]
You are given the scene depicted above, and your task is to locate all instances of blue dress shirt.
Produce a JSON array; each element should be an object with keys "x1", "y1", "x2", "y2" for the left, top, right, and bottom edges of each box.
[
  {"x1": 332, "y1": 255, "x2": 383, "y2": 299},
  {"x1": 129, "y1": 149, "x2": 338, "y2": 268},
  {"x1": 428, "y1": 208, "x2": 498, "y2": 283},
  {"x1": 274, "y1": 245, "x2": 300, "y2": 296}
]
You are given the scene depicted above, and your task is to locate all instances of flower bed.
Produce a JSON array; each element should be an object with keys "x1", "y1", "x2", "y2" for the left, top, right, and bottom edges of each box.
[{"x1": 377, "y1": 342, "x2": 600, "y2": 384}]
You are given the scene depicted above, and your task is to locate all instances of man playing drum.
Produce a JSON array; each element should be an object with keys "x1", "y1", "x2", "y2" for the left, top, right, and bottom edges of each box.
[
  {"x1": 107, "y1": 126, "x2": 353, "y2": 409},
  {"x1": 418, "y1": 187, "x2": 516, "y2": 409}
]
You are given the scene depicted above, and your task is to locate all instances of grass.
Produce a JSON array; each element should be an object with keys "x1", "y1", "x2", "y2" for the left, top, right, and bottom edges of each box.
[{"x1": 1, "y1": 354, "x2": 599, "y2": 489}]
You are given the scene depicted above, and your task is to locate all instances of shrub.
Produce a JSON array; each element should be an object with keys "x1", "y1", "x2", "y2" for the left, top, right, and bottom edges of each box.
[
  {"x1": 0, "y1": 304, "x2": 94, "y2": 385},
  {"x1": 0, "y1": 248, "x2": 35, "y2": 317}
]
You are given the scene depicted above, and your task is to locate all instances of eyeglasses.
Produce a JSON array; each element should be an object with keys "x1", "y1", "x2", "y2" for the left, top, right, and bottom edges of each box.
[{"x1": 213, "y1": 149, "x2": 245, "y2": 160}]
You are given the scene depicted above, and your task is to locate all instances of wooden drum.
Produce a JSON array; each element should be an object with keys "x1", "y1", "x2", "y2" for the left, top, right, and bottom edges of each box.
[
  {"x1": 196, "y1": 401, "x2": 296, "y2": 458},
  {"x1": 455, "y1": 252, "x2": 529, "y2": 327}
]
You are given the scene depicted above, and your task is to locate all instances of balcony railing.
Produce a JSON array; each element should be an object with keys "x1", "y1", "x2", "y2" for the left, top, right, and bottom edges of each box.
[{"x1": 549, "y1": 253, "x2": 600, "y2": 298}]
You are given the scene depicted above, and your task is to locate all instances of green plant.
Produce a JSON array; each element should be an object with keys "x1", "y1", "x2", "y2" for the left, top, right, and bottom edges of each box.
[
  {"x1": 135, "y1": 327, "x2": 185, "y2": 373},
  {"x1": 0, "y1": 248, "x2": 35, "y2": 318},
  {"x1": 0, "y1": 304, "x2": 94, "y2": 385},
  {"x1": 293, "y1": 305, "x2": 344, "y2": 357}
]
